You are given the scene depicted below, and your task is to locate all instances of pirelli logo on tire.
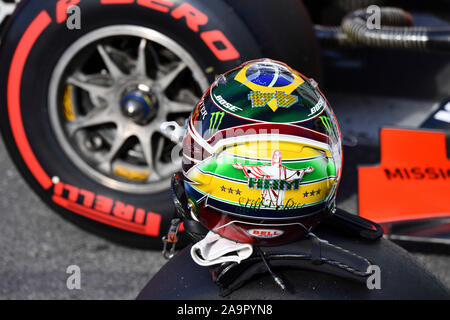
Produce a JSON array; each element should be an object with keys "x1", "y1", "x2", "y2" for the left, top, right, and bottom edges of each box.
[
  {"x1": 53, "y1": 181, "x2": 162, "y2": 236},
  {"x1": 56, "y1": 0, "x2": 240, "y2": 61}
]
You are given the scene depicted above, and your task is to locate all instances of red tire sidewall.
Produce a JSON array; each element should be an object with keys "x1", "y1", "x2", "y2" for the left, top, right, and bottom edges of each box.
[{"x1": 0, "y1": 0, "x2": 262, "y2": 247}]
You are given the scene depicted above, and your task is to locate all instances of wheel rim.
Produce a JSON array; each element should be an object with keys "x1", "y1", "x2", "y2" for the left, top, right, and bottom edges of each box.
[{"x1": 49, "y1": 25, "x2": 209, "y2": 194}]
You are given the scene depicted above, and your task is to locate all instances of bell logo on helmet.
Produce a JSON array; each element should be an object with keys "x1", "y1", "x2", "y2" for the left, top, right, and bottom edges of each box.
[
  {"x1": 248, "y1": 229, "x2": 284, "y2": 238},
  {"x1": 232, "y1": 150, "x2": 314, "y2": 207}
]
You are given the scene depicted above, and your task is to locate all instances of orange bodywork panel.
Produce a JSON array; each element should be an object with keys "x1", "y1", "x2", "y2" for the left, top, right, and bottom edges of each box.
[{"x1": 358, "y1": 128, "x2": 450, "y2": 224}]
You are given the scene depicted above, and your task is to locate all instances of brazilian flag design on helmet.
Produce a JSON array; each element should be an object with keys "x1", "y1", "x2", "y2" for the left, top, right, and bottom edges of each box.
[{"x1": 178, "y1": 59, "x2": 342, "y2": 245}]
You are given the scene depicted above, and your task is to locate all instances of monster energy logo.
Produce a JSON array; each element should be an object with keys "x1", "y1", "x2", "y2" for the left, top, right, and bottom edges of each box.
[
  {"x1": 209, "y1": 111, "x2": 225, "y2": 134},
  {"x1": 320, "y1": 116, "x2": 332, "y2": 134},
  {"x1": 248, "y1": 178, "x2": 301, "y2": 190}
]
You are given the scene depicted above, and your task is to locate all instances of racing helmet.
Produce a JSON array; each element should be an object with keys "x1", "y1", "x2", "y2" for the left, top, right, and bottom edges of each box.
[{"x1": 173, "y1": 59, "x2": 342, "y2": 246}]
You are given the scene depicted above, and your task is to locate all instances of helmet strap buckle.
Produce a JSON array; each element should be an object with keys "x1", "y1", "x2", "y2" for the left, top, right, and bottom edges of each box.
[{"x1": 162, "y1": 218, "x2": 181, "y2": 259}]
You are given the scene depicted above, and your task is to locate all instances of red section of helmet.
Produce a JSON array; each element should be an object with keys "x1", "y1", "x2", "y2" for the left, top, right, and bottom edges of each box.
[
  {"x1": 181, "y1": 133, "x2": 212, "y2": 172},
  {"x1": 196, "y1": 204, "x2": 326, "y2": 246}
]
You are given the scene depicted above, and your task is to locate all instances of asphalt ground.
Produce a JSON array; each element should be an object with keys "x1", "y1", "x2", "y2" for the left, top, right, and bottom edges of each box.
[
  {"x1": 0, "y1": 136, "x2": 166, "y2": 299},
  {"x1": 0, "y1": 90, "x2": 449, "y2": 300}
]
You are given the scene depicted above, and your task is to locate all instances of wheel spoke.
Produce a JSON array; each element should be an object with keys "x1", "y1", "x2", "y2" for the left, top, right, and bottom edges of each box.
[
  {"x1": 166, "y1": 99, "x2": 195, "y2": 114},
  {"x1": 97, "y1": 44, "x2": 126, "y2": 80},
  {"x1": 154, "y1": 136, "x2": 165, "y2": 163},
  {"x1": 67, "y1": 75, "x2": 110, "y2": 98},
  {"x1": 147, "y1": 41, "x2": 160, "y2": 69},
  {"x1": 157, "y1": 143, "x2": 182, "y2": 177},
  {"x1": 106, "y1": 132, "x2": 127, "y2": 162},
  {"x1": 157, "y1": 62, "x2": 186, "y2": 91},
  {"x1": 137, "y1": 133, "x2": 161, "y2": 180},
  {"x1": 66, "y1": 106, "x2": 115, "y2": 136},
  {"x1": 135, "y1": 39, "x2": 147, "y2": 76},
  {"x1": 140, "y1": 136, "x2": 154, "y2": 172},
  {"x1": 98, "y1": 127, "x2": 129, "y2": 172}
]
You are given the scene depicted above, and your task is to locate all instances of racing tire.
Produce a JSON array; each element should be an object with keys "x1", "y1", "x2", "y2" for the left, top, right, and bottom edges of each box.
[
  {"x1": 137, "y1": 225, "x2": 450, "y2": 299},
  {"x1": 0, "y1": 0, "x2": 320, "y2": 248}
]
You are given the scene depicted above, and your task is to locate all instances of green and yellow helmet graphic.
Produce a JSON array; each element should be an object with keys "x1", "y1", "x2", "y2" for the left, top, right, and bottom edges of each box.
[{"x1": 180, "y1": 59, "x2": 342, "y2": 244}]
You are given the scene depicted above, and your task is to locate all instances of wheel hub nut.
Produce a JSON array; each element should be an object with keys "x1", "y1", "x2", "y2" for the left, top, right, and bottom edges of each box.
[{"x1": 120, "y1": 85, "x2": 157, "y2": 124}]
